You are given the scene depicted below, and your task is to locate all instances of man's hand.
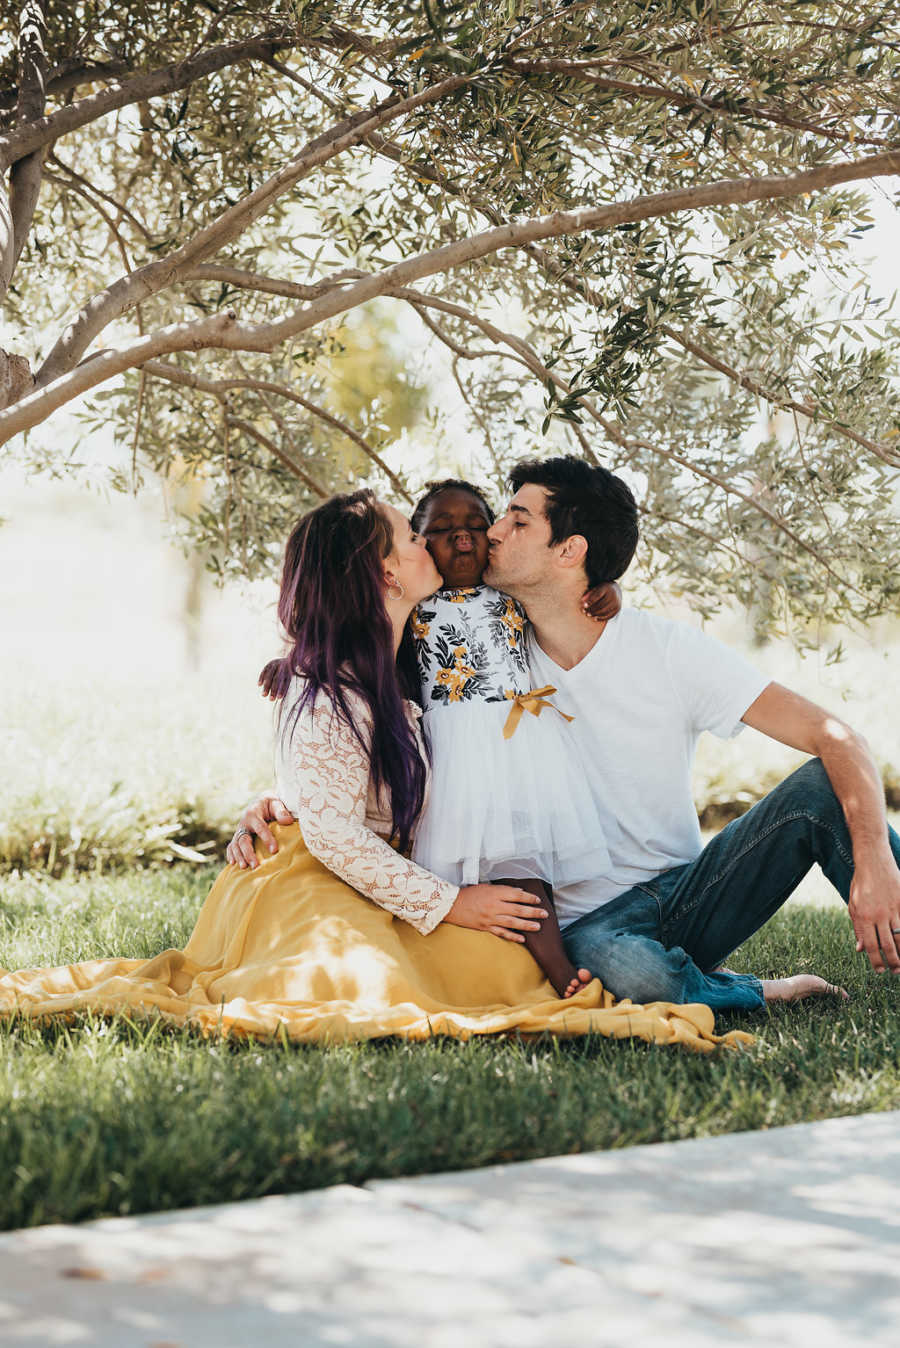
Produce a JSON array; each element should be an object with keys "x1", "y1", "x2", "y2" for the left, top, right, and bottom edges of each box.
[
  {"x1": 258, "y1": 659, "x2": 283, "y2": 702},
  {"x1": 849, "y1": 858, "x2": 900, "y2": 975},
  {"x1": 445, "y1": 884, "x2": 548, "y2": 942},
  {"x1": 226, "y1": 795, "x2": 295, "y2": 869},
  {"x1": 743, "y1": 682, "x2": 900, "y2": 974}
]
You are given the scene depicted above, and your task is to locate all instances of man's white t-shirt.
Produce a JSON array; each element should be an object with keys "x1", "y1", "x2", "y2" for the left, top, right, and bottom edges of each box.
[{"x1": 525, "y1": 607, "x2": 771, "y2": 927}]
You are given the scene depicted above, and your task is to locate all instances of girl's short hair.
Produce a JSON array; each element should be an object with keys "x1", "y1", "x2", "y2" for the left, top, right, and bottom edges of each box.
[{"x1": 410, "y1": 479, "x2": 495, "y2": 532}]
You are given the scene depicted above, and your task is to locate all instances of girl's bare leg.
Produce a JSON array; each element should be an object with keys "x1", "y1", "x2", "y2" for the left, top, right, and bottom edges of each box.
[{"x1": 495, "y1": 877, "x2": 591, "y2": 998}]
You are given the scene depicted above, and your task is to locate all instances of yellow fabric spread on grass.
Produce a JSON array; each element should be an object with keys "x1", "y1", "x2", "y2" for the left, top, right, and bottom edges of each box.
[{"x1": 0, "y1": 824, "x2": 753, "y2": 1052}]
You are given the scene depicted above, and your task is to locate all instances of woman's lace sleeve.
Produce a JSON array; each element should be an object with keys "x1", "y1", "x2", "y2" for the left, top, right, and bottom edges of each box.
[{"x1": 288, "y1": 698, "x2": 459, "y2": 935}]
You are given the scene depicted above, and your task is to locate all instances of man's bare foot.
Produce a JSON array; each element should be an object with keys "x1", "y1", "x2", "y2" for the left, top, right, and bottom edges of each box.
[
  {"x1": 563, "y1": 968, "x2": 592, "y2": 999},
  {"x1": 761, "y1": 974, "x2": 849, "y2": 1004}
]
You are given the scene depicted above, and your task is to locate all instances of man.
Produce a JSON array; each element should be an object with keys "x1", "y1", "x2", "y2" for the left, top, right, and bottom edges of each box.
[{"x1": 231, "y1": 456, "x2": 900, "y2": 1006}]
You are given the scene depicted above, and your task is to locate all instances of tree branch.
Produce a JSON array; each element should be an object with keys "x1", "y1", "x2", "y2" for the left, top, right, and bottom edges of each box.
[
  {"x1": 251, "y1": 149, "x2": 900, "y2": 350},
  {"x1": 0, "y1": 58, "x2": 129, "y2": 116},
  {"x1": 412, "y1": 305, "x2": 500, "y2": 361},
  {"x1": 138, "y1": 350, "x2": 328, "y2": 499},
  {"x1": 42, "y1": 168, "x2": 135, "y2": 266},
  {"x1": 145, "y1": 356, "x2": 413, "y2": 503},
  {"x1": 238, "y1": 368, "x2": 310, "y2": 482},
  {"x1": 428, "y1": 311, "x2": 595, "y2": 461},
  {"x1": 6, "y1": 149, "x2": 899, "y2": 449},
  {"x1": 185, "y1": 262, "x2": 358, "y2": 300},
  {"x1": 0, "y1": 190, "x2": 14, "y2": 294},
  {"x1": 658, "y1": 324, "x2": 900, "y2": 467},
  {"x1": 7, "y1": 1, "x2": 48, "y2": 283},
  {"x1": 263, "y1": 55, "x2": 343, "y2": 113},
  {"x1": 223, "y1": 415, "x2": 329, "y2": 499},
  {"x1": 395, "y1": 288, "x2": 549, "y2": 371},
  {"x1": 409, "y1": 295, "x2": 596, "y2": 460},
  {"x1": 258, "y1": 388, "x2": 413, "y2": 504},
  {"x1": 35, "y1": 71, "x2": 472, "y2": 386},
  {"x1": 314, "y1": 21, "x2": 413, "y2": 62},
  {"x1": 0, "y1": 32, "x2": 299, "y2": 171},
  {"x1": 47, "y1": 150, "x2": 153, "y2": 240},
  {"x1": 1, "y1": 311, "x2": 247, "y2": 440},
  {"x1": 503, "y1": 58, "x2": 892, "y2": 149}
]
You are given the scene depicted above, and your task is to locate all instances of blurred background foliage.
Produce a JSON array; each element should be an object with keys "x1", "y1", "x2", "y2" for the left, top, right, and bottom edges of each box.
[{"x1": 1, "y1": 465, "x2": 897, "y2": 878}]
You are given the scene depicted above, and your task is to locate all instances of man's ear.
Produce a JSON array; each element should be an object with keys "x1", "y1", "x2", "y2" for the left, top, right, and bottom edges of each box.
[{"x1": 556, "y1": 534, "x2": 588, "y2": 571}]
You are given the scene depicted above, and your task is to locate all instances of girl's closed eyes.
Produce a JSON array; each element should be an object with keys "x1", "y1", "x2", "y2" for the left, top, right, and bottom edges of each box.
[{"x1": 415, "y1": 486, "x2": 493, "y2": 589}]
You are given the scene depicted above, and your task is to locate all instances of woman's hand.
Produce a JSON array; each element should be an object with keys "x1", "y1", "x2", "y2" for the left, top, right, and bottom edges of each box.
[
  {"x1": 445, "y1": 884, "x2": 548, "y2": 942},
  {"x1": 226, "y1": 795, "x2": 295, "y2": 869}
]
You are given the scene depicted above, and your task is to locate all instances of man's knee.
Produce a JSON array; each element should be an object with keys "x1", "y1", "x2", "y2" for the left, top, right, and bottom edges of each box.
[
  {"x1": 793, "y1": 756, "x2": 834, "y2": 796},
  {"x1": 612, "y1": 944, "x2": 699, "y2": 1004},
  {"x1": 776, "y1": 757, "x2": 843, "y2": 823},
  {"x1": 564, "y1": 930, "x2": 691, "y2": 1004}
]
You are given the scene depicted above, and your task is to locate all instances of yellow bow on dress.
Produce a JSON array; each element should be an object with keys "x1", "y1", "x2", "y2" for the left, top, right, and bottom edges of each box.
[{"x1": 502, "y1": 685, "x2": 574, "y2": 740}]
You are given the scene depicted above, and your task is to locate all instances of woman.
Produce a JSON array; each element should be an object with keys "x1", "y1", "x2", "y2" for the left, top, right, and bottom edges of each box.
[{"x1": 0, "y1": 492, "x2": 751, "y2": 1050}]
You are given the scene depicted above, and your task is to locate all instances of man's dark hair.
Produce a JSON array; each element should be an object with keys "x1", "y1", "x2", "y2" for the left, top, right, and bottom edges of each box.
[
  {"x1": 508, "y1": 455, "x2": 638, "y2": 587},
  {"x1": 410, "y1": 478, "x2": 496, "y2": 532}
]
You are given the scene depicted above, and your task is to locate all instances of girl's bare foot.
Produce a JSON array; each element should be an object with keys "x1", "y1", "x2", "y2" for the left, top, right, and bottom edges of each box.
[
  {"x1": 501, "y1": 877, "x2": 593, "y2": 999},
  {"x1": 761, "y1": 974, "x2": 849, "y2": 1004},
  {"x1": 563, "y1": 968, "x2": 592, "y2": 999}
]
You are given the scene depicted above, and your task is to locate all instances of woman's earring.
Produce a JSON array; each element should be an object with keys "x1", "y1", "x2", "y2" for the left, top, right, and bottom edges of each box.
[{"x1": 387, "y1": 580, "x2": 405, "y2": 601}]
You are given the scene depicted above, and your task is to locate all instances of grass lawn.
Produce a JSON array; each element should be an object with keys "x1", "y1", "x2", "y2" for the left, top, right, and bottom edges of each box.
[{"x1": 1, "y1": 865, "x2": 898, "y2": 1232}]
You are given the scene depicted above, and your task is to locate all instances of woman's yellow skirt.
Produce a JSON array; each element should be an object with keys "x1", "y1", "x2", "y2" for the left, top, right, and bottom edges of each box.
[{"x1": 0, "y1": 824, "x2": 752, "y2": 1051}]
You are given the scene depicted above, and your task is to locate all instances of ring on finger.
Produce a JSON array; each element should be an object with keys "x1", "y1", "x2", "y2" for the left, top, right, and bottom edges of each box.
[{"x1": 235, "y1": 826, "x2": 252, "y2": 840}]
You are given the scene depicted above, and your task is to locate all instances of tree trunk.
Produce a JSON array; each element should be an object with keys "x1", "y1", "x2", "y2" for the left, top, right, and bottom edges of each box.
[{"x1": 0, "y1": 348, "x2": 33, "y2": 409}]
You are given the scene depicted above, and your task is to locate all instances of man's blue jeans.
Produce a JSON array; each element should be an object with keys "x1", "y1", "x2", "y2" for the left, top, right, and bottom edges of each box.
[{"x1": 562, "y1": 758, "x2": 900, "y2": 1012}]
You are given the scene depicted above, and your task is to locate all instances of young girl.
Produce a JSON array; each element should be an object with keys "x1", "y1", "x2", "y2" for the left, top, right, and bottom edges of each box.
[{"x1": 408, "y1": 479, "x2": 620, "y2": 998}]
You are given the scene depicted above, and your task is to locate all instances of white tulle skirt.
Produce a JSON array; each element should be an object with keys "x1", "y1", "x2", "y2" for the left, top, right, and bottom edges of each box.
[{"x1": 411, "y1": 700, "x2": 611, "y2": 888}]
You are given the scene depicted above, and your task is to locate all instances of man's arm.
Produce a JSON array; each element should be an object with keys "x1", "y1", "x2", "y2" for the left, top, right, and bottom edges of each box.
[{"x1": 742, "y1": 682, "x2": 900, "y2": 974}]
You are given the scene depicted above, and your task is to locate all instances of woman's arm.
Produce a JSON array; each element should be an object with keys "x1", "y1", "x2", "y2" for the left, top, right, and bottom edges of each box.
[
  {"x1": 234, "y1": 697, "x2": 548, "y2": 942},
  {"x1": 290, "y1": 698, "x2": 458, "y2": 934}
]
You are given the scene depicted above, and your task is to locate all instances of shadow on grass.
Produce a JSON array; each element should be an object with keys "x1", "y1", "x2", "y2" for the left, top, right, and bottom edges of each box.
[{"x1": 0, "y1": 884, "x2": 897, "y2": 1231}]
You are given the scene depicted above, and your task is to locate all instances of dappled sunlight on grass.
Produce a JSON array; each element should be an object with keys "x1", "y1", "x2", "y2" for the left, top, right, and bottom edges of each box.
[
  {"x1": 0, "y1": 869, "x2": 897, "y2": 1231},
  {"x1": 2, "y1": 473, "x2": 898, "y2": 1232}
]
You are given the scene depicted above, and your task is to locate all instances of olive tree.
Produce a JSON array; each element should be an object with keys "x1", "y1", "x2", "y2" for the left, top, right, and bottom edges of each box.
[{"x1": 1, "y1": 0, "x2": 898, "y2": 631}]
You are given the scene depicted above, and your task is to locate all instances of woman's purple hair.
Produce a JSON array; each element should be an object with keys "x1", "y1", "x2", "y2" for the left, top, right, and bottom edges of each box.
[{"x1": 266, "y1": 489, "x2": 426, "y2": 852}]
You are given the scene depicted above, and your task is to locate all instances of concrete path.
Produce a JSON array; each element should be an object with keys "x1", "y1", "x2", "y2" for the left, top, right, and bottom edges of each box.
[{"x1": 0, "y1": 1109, "x2": 898, "y2": 1347}]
